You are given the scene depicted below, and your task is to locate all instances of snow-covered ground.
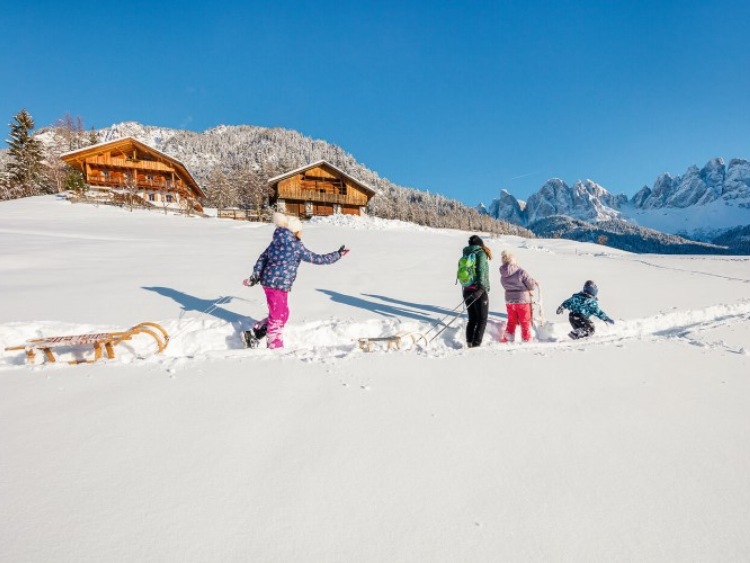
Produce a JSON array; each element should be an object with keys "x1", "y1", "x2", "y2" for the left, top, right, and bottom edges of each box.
[{"x1": 2, "y1": 195, "x2": 749, "y2": 562}]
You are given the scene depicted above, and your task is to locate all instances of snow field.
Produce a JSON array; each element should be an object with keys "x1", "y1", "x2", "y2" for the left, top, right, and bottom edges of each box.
[{"x1": 2, "y1": 195, "x2": 750, "y2": 562}]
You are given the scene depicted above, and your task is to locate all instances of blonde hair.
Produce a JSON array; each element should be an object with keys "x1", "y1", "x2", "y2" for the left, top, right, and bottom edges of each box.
[{"x1": 501, "y1": 250, "x2": 515, "y2": 265}]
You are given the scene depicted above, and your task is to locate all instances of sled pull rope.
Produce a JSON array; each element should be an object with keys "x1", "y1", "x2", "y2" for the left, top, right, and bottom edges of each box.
[
  {"x1": 415, "y1": 298, "x2": 466, "y2": 342},
  {"x1": 424, "y1": 293, "x2": 482, "y2": 345}
]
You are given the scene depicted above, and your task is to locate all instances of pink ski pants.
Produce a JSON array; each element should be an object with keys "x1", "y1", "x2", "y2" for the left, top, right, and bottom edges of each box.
[
  {"x1": 502, "y1": 303, "x2": 533, "y2": 342},
  {"x1": 256, "y1": 286, "x2": 290, "y2": 349}
]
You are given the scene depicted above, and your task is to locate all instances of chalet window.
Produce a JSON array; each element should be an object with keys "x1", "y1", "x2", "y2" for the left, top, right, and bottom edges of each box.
[
  {"x1": 103, "y1": 170, "x2": 110, "y2": 178},
  {"x1": 338, "y1": 186, "x2": 347, "y2": 196},
  {"x1": 166, "y1": 195, "x2": 173, "y2": 203},
  {"x1": 149, "y1": 194, "x2": 155, "y2": 202}
]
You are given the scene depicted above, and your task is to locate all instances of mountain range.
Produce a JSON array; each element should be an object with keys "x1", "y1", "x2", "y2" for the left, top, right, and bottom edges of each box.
[{"x1": 479, "y1": 158, "x2": 750, "y2": 253}]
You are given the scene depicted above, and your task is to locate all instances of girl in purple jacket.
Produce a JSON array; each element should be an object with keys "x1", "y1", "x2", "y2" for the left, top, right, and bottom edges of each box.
[
  {"x1": 244, "y1": 213, "x2": 348, "y2": 348},
  {"x1": 499, "y1": 250, "x2": 538, "y2": 342}
]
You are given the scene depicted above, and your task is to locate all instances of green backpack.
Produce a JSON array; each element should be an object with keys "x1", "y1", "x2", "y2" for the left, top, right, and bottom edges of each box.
[{"x1": 456, "y1": 250, "x2": 479, "y2": 286}]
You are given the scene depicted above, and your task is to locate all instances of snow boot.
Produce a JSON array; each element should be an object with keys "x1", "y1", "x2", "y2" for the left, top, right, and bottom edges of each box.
[
  {"x1": 242, "y1": 324, "x2": 267, "y2": 349},
  {"x1": 253, "y1": 324, "x2": 267, "y2": 340},
  {"x1": 568, "y1": 328, "x2": 589, "y2": 340},
  {"x1": 241, "y1": 330, "x2": 260, "y2": 348}
]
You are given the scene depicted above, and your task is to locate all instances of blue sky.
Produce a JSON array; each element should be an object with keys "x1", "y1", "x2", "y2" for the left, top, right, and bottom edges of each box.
[{"x1": 3, "y1": 0, "x2": 749, "y2": 204}]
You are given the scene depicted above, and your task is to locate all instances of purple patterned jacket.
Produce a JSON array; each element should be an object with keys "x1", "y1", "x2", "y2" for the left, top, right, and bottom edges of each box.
[{"x1": 252, "y1": 227, "x2": 341, "y2": 291}]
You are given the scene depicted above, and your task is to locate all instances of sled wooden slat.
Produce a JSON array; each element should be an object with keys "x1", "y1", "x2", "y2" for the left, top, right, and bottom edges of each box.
[
  {"x1": 357, "y1": 336, "x2": 403, "y2": 352},
  {"x1": 5, "y1": 322, "x2": 169, "y2": 365},
  {"x1": 357, "y1": 331, "x2": 427, "y2": 352}
]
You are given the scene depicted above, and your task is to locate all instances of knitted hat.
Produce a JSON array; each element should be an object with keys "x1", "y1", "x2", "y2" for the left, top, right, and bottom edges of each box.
[
  {"x1": 468, "y1": 235, "x2": 484, "y2": 247},
  {"x1": 272, "y1": 212, "x2": 288, "y2": 228},
  {"x1": 583, "y1": 280, "x2": 598, "y2": 297},
  {"x1": 273, "y1": 212, "x2": 302, "y2": 234},
  {"x1": 287, "y1": 215, "x2": 302, "y2": 235}
]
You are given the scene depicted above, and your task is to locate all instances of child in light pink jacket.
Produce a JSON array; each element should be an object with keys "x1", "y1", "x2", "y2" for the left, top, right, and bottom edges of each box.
[{"x1": 499, "y1": 250, "x2": 538, "y2": 342}]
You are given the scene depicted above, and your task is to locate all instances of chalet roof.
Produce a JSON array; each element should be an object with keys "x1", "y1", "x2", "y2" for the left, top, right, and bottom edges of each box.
[
  {"x1": 268, "y1": 160, "x2": 377, "y2": 196},
  {"x1": 61, "y1": 136, "x2": 206, "y2": 199}
]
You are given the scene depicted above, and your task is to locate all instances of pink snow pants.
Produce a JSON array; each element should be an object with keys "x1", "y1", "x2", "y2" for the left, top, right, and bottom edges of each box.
[
  {"x1": 502, "y1": 303, "x2": 533, "y2": 342},
  {"x1": 256, "y1": 286, "x2": 289, "y2": 349}
]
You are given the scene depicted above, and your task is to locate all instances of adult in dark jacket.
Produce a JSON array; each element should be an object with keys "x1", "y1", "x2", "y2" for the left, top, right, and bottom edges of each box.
[
  {"x1": 461, "y1": 234, "x2": 492, "y2": 348},
  {"x1": 499, "y1": 250, "x2": 537, "y2": 342},
  {"x1": 244, "y1": 213, "x2": 348, "y2": 348}
]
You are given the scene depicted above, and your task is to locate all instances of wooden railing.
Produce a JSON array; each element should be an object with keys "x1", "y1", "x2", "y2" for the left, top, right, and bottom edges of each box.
[
  {"x1": 87, "y1": 157, "x2": 174, "y2": 172},
  {"x1": 276, "y1": 188, "x2": 368, "y2": 206},
  {"x1": 86, "y1": 176, "x2": 184, "y2": 191},
  {"x1": 217, "y1": 208, "x2": 267, "y2": 221}
]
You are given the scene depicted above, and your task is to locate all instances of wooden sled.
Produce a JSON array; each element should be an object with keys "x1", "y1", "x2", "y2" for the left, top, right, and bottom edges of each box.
[
  {"x1": 357, "y1": 331, "x2": 428, "y2": 352},
  {"x1": 5, "y1": 322, "x2": 169, "y2": 365}
]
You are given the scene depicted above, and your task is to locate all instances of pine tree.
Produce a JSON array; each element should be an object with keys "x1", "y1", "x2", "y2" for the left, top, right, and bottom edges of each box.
[
  {"x1": 6, "y1": 109, "x2": 46, "y2": 197},
  {"x1": 65, "y1": 168, "x2": 86, "y2": 194}
]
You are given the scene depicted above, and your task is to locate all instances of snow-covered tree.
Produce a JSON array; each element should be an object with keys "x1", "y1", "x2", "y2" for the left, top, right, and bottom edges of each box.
[
  {"x1": 6, "y1": 109, "x2": 46, "y2": 197},
  {"x1": 205, "y1": 165, "x2": 236, "y2": 213},
  {"x1": 237, "y1": 165, "x2": 270, "y2": 221}
]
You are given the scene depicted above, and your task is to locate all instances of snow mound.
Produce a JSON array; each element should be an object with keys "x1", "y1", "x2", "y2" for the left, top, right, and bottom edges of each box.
[{"x1": 4, "y1": 301, "x2": 748, "y2": 369}]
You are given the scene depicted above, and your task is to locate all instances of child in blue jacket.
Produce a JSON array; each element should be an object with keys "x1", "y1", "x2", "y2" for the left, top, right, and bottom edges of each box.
[
  {"x1": 556, "y1": 280, "x2": 614, "y2": 339},
  {"x1": 243, "y1": 213, "x2": 348, "y2": 348}
]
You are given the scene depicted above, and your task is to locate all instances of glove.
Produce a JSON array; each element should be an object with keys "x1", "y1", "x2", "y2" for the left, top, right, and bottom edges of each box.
[
  {"x1": 605, "y1": 317, "x2": 615, "y2": 325},
  {"x1": 556, "y1": 306, "x2": 564, "y2": 315},
  {"x1": 243, "y1": 275, "x2": 259, "y2": 287},
  {"x1": 338, "y1": 245, "x2": 350, "y2": 257}
]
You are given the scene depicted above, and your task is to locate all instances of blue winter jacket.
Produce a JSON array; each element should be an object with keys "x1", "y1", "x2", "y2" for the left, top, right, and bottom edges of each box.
[
  {"x1": 560, "y1": 292, "x2": 612, "y2": 322},
  {"x1": 252, "y1": 227, "x2": 341, "y2": 291}
]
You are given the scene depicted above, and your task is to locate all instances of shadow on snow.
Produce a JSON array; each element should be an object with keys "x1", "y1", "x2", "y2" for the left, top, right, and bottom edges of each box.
[
  {"x1": 318, "y1": 290, "x2": 506, "y2": 323},
  {"x1": 142, "y1": 286, "x2": 249, "y2": 325}
]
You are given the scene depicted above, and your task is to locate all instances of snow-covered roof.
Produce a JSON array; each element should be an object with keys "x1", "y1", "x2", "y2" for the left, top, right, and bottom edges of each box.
[
  {"x1": 268, "y1": 160, "x2": 376, "y2": 196},
  {"x1": 61, "y1": 136, "x2": 206, "y2": 199}
]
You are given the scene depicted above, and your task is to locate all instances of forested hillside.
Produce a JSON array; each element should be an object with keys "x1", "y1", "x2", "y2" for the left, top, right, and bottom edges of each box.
[{"x1": 0, "y1": 115, "x2": 531, "y2": 237}]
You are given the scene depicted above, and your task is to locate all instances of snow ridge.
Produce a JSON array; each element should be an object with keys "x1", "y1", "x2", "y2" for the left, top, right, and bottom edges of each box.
[{"x1": 3, "y1": 302, "x2": 748, "y2": 369}]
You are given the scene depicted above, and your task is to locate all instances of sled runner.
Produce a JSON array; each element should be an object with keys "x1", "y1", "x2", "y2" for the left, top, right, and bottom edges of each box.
[
  {"x1": 356, "y1": 331, "x2": 427, "y2": 352},
  {"x1": 5, "y1": 322, "x2": 169, "y2": 365},
  {"x1": 357, "y1": 295, "x2": 481, "y2": 352}
]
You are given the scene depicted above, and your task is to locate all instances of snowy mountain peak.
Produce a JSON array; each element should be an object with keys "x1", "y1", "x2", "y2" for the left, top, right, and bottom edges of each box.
[
  {"x1": 481, "y1": 157, "x2": 750, "y2": 242},
  {"x1": 633, "y1": 157, "x2": 749, "y2": 209},
  {"x1": 100, "y1": 122, "x2": 182, "y2": 148},
  {"x1": 511, "y1": 177, "x2": 623, "y2": 225}
]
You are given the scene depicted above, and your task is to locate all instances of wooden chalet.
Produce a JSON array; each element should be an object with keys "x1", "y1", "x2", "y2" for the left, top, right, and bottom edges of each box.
[
  {"x1": 61, "y1": 137, "x2": 205, "y2": 213},
  {"x1": 269, "y1": 160, "x2": 376, "y2": 217}
]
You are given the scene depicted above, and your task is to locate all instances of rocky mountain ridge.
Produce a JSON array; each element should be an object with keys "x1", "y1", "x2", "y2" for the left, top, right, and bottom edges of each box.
[{"x1": 481, "y1": 158, "x2": 750, "y2": 243}]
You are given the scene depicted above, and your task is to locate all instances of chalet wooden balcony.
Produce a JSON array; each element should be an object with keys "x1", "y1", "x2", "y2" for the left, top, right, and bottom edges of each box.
[
  {"x1": 86, "y1": 176, "x2": 185, "y2": 191},
  {"x1": 277, "y1": 188, "x2": 368, "y2": 206},
  {"x1": 87, "y1": 156, "x2": 175, "y2": 173}
]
